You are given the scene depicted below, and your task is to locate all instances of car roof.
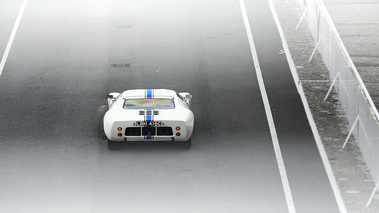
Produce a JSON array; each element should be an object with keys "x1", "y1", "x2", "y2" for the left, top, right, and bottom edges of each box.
[{"x1": 121, "y1": 89, "x2": 177, "y2": 99}]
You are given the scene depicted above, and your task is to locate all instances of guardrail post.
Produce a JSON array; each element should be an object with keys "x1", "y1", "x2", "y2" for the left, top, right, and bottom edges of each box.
[
  {"x1": 296, "y1": 7, "x2": 308, "y2": 30},
  {"x1": 309, "y1": 36, "x2": 323, "y2": 62},
  {"x1": 341, "y1": 116, "x2": 360, "y2": 150},
  {"x1": 366, "y1": 181, "x2": 379, "y2": 208},
  {"x1": 323, "y1": 72, "x2": 340, "y2": 102}
]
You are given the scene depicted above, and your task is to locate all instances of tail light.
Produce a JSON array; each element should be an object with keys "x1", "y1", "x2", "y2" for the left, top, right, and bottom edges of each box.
[{"x1": 117, "y1": 127, "x2": 123, "y2": 137}]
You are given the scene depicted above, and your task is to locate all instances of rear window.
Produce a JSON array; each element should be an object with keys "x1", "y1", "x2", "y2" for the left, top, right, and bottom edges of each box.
[{"x1": 123, "y1": 98, "x2": 175, "y2": 109}]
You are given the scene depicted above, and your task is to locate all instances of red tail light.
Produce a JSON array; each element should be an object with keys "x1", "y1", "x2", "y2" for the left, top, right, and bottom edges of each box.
[{"x1": 176, "y1": 132, "x2": 181, "y2": 136}]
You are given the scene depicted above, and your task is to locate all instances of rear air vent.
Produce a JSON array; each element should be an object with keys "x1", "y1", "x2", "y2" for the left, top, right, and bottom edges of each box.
[
  {"x1": 139, "y1": 110, "x2": 158, "y2": 116},
  {"x1": 157, "y1": 127, "x2": 173, "y2": 136},
  {"x1": 125, "y1": 127, "x2": 141, "y2": 136}
]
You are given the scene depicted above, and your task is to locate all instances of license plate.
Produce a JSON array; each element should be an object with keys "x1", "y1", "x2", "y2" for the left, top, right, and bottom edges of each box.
[{"x1": 134, "y1": 121, "x2": 163, "y2": 127}]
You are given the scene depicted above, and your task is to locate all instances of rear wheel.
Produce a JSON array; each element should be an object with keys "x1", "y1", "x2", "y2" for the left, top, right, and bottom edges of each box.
[
  {"x1": 176, "y1": 137, "x2": 191, "y2": 149},
  {"x1": 108, "y1": 140, "x2": 122, "y2": 150}
]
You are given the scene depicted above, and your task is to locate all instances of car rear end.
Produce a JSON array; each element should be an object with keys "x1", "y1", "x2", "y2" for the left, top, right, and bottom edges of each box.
[
  {"x1": 106, "y1": 120, "x2": 192, "y2": 143},
  {"x1": 103, "y1": 89, "x2": 194, "y2": 149}
]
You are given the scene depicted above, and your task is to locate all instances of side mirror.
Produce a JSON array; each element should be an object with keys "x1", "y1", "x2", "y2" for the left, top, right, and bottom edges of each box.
[
  {"x1": 107, "y1": 92, "x2": 121, "y2": 107},
  {"x1": 107, "y1": 92, "x2": 120, "y2": 99},
  {"x1": 179, "y1": 92, "x2": 192, "y2": 108}
]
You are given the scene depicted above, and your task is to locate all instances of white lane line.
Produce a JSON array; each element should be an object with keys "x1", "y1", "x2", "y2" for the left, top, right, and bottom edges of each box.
[
  {"x1": 267, "y1": 1, "x2": 347, "y2": 212},
  {"x1": 0, "y1": 0, "x2": 28, "y2": 77},
  {"x1": 239, "y1": 1, "x2": 296, "y2": 212}
]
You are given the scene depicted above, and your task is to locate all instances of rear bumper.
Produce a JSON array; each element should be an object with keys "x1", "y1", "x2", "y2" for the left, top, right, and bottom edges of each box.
[
  {"x1": 124, "y1": 136, "x2": 175, "y2": 142},
  {"x1": 105, "y1": 122, "x2": 192, "y2": 142}
]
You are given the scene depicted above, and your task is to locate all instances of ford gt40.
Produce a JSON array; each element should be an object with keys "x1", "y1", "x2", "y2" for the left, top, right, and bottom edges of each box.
[{"x1": 103, "y1": 89, "x2": 194, "y2": 150}]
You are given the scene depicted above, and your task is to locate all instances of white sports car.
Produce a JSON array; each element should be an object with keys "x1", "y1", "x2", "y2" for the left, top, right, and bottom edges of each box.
[{"x1": 103, "y1": 89, "x2": 194, "y2": 150}]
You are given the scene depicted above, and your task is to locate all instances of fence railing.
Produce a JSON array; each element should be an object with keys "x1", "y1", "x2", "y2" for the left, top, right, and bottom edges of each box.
[{"x1": 297, "y1": 0, "x2": 379, "y2": 206}]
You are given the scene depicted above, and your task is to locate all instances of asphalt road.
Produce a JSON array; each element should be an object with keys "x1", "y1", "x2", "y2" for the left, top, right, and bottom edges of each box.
[{"x1": 0, "y1": 0, "x2": 340, "y2": 212}]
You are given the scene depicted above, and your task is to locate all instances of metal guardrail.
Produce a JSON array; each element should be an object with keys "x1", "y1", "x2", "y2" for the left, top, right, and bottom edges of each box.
[{"x1": 297, "y1": 0, "x2": 379, "y2": 207}]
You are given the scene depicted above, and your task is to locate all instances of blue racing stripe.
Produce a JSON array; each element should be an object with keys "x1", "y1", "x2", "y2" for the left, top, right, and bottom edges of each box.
[
  {"x1": 146, "y1": 115, "x2": 152, "y2": 123},
  {"x1": 146, "y1": 89, "x2": 153, "y2": 99},
  {"x1": 146, "y1": 135, "x2": 152, "y2": 140}
]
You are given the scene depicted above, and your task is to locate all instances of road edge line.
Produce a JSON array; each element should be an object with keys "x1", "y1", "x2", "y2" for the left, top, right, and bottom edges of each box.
[
  {"x1": 0, "y1": 0, "x2": 28, "y2": 77},
  {"x1": 267, "y1": 0, "x2": 347, "y2": 212},
  {"x1": 239, "y1": 1, "x2": 296, "y2": 212}
]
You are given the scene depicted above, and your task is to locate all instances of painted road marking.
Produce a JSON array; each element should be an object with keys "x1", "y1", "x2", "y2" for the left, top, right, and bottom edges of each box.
[
  {"x1": 0, "y1": 0, "x2": 28, "y2": 77},
  {"x1": 239, "y1": 0, "x2": 296, "y2": 212}
]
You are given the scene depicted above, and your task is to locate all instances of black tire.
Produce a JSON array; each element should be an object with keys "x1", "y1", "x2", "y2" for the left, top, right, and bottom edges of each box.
[
  {"x1": 108, "y1": 140, "x2": 122, "y2": 150},
  {"x1": 176, "y1": 137, "x2": 191, "y2": 149}
]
